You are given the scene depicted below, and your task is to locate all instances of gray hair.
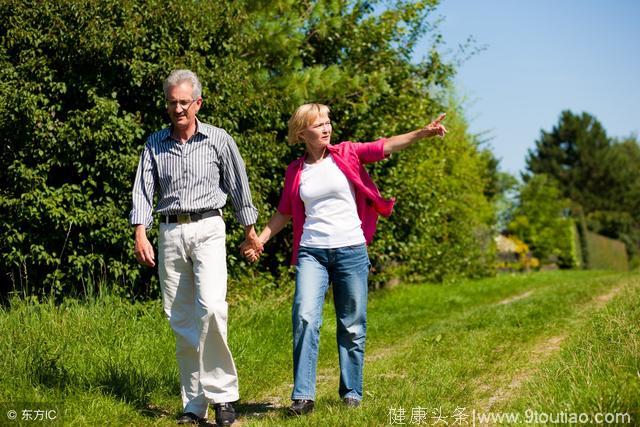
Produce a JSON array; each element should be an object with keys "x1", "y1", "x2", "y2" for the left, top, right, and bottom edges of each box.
[{"x1": 163, "y1": 69, "x2": 202, "y2": 100}]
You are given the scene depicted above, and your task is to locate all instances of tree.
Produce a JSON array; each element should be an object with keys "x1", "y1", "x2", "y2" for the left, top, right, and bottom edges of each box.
[
  {"x1": 525, "y1": 110, "x2": 611, "y2": 211},
  {"x1": 525, "y1": 111, "x2": 640, "y2": 265},
  {"x1": 493, "y1": 171, "x2": 519, "y2": 232},
  {"x1": 508, "y1": 174, "x2": 577, "y2": 268},
  {"x1": 0, "y1": 0, "x2": 496, "y2": 299}
]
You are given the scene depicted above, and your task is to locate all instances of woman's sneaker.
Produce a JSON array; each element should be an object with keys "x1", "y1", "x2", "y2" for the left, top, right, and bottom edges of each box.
[{"x1": 289, "y1": 399, "x2": 314, "y2": 415}]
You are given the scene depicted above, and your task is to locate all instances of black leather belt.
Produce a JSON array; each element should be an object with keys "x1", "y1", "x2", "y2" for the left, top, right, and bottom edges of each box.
[{"x1": 163, "y1": 209, "x2": 222, "y2": 224}]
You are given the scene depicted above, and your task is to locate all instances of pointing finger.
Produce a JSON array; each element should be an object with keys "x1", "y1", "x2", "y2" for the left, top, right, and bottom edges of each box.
[{"x1": 434, "y1": 113, "x2": 446, "y2": 123}]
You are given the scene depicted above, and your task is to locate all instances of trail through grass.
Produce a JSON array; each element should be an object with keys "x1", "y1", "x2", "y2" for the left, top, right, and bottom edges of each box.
[{"x1": 1, "y1": 270, "x2": 637, "y2": 426}]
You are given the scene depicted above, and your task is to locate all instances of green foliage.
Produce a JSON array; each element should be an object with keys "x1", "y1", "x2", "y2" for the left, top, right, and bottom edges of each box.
[
  {"x1": 586, "y1": 209, "x2": 640, "y2": 267},
  {"x1": 492, "y1": 171, "x2": 519, "y2": 232},
  {"x1": 525, "y1": 111, "x2": 611, "y2": 209},
  {"x1": 0, "y1": 0, "x2": 495, "y2": 298},
  {"x1": 525, "y1": 110, "x2": 640, "y2": 263},
  {"x1": 584, "y1": 231, "x2": 629, "y2": 271},
  {"x1": 369, "y1": 109, "x2": 496, "y2": 284},
  {"x1": 569, "y1": 220, "x2": 583, "y2": 269},
  {"x1": 508, "y1": 174, "x2": 576, "y2": 267}
]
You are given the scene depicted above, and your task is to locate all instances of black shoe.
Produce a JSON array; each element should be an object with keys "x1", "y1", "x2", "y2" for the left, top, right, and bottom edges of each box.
[
  {"x1": 289, "y1": 399, "x2": 314, "y2": 415},
  {"x1": 213, "y1": 402, "x2": 236, "y2": 426},
  {"x1": 176, "y1": 412, "x2": 203, "y2": 425},
  {"x1": 343, "y1": 397, "x2": 361, "y2": 408}
]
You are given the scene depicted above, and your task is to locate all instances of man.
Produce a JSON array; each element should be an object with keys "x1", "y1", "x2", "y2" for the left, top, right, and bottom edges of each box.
[{"x1": 130, "y1": 69, "x2": 262, "y2": 426}]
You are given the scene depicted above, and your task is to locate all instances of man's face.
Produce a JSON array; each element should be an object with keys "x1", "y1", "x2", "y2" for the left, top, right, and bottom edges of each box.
[{"x1": 166, "y1": 81, "x2": 202, "y2": 129}]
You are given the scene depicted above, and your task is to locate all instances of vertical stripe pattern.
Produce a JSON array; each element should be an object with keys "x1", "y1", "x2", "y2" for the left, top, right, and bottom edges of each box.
[{"x1": 130, "y1": 119, "x2": 258, "y2": 227}]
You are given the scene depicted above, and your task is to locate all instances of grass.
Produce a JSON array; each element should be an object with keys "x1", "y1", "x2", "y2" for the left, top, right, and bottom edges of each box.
[
  {"x1": 0, "y1": 270, "x2": 637, "y2": 426},
  {"x1": 504, "y1": 276, "x2": 640, "y2": 424}
]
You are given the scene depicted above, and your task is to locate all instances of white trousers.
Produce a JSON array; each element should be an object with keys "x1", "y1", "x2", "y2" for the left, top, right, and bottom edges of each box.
[{"x1": 158, "y1": 215, "x2": 239, "y2": 418}]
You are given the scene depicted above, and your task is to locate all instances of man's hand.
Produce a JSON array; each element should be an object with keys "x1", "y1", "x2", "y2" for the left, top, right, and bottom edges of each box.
[{"x1": 134, "y1": 225, "x2": 156, "y2": 267}]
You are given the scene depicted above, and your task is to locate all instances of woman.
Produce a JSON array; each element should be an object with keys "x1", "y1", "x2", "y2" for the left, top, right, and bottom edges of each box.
[{"x1": 243, "y1": 103, "x2": 446, "y2": 414}]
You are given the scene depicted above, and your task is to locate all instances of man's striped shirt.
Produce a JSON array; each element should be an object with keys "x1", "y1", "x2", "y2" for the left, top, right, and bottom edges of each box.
[{"x1": 130, "y1": 120, "x2": 258, "y2": 228}]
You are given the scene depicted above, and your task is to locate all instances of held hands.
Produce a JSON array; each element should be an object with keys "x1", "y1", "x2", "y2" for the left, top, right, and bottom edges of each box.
[
  {"x1": 418, "y1": 113, "x2": 448, "y2": 139},
  {"x1": 241, "y1": 246, "x2": 261, "y2": 263},
  {"x1": 239, "y1": 241, "x2": 262, "y2": 263},
  {"x1": 239, "y1": 226, "x2": 264, "y2": 263}
]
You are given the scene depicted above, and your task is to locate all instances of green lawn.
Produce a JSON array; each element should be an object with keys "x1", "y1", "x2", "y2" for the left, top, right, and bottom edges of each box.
[{"x1": 1, "y1": 270, "x2": 638, "y2": 426}]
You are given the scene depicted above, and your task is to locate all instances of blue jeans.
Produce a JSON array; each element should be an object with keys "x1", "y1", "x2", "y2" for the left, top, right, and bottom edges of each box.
[{"x1": 291, "y1": 244, "x2": 370, "y2": 401}]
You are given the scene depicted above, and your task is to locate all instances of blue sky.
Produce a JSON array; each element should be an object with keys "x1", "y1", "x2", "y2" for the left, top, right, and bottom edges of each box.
[{"x1": 414, "y1": 0, "x2": 640, "y2": 175}]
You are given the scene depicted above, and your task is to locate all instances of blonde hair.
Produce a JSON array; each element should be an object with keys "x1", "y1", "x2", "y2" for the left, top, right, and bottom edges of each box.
[{"x1": 287, "y1": 103, "x2": 330, "y2": 145}]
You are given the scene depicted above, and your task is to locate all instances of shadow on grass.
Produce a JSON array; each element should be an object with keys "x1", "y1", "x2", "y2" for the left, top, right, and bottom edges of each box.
[
  {"x1": 137, "y1": 402, "x2": 174, "y2": 419},
  {"x1": 236, "y1": 401, "x2": 284, "y2": 421},
  {"x1": 28, "y1": 348, "x2": 179, "y2": 420},
  {"x1": 28, "y1": 348, "x2": 285, "y2": 422},
  {"x1": 95, "y1": 360, "x2": 178, "y2": 413}
]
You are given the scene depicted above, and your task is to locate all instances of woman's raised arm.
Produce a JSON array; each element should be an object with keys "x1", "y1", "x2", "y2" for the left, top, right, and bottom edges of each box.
[{"x1": 383, "y1": 113, "x2": 447, "y2": 155}]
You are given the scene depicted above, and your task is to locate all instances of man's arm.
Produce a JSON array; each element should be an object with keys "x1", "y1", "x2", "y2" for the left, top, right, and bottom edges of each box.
[
  {"x1": 219, "y1": 134, "x2": 263, "y2": 253},
  {"x1": 130, "y1": 144, "x2": 156, "y2": 267}
]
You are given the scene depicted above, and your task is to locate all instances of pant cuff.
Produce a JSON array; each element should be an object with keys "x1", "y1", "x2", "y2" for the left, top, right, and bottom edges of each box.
[{"x1": 205, "y1": 393, "x2": 240, "y2": 405}]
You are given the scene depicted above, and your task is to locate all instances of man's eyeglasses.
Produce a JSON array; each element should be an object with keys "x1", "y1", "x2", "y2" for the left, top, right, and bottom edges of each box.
[{"x1": 166, "y1": 98, "x2": 198, "y2": 110}]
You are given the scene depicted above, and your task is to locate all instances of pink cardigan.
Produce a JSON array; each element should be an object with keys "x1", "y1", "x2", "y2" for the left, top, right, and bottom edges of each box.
[{"x1": 277, "y1": 139, "x2": 395, "y2": 265}]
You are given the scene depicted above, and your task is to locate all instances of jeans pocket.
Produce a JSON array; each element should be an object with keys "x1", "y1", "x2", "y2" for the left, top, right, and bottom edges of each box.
[{"x1": 344, "y1": 244, "x2": 370, "y2": 268}]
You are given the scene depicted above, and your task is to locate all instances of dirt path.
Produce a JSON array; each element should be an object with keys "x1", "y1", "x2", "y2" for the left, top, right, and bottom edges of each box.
[
  {"x1": 474, "y1": 283, "x2": 626, "y2": 414},
  {"x1": 235, "y1": 279, "x2": 629, "y2": 424},
  {"x1": 236, "y1": 284, "x2": 542, "y2": 423},
  {"x1": 497, "y1": 290, "x2": 534, "y2": 305}
]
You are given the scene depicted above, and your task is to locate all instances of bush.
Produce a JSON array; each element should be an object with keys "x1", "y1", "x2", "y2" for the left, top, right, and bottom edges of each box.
[
  {"x1": 586, "y1": 210, "x2": 640, "y2": 266},
  {"x1": 0, "y1": 0, "x2": 496, "y2": 299},
  {"x1": 508, "y1": 174, "x2": 576, "y2": 268},
  {"x1": 584, "y1": 231, "x2": 629, "y2": 271}
]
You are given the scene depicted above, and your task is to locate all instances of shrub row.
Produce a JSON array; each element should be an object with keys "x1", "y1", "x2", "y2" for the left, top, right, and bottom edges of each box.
[{"x1": 0, "y1": 0, "x2": 496, "y2": 299}]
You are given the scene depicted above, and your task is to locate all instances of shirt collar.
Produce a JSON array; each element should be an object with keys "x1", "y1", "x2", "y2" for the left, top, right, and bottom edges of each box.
[{"x1": 164, "y1": 117, "x2": 206, "y2": 142}]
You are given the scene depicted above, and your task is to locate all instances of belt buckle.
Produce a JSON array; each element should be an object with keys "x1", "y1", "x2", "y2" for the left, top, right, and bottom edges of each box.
[{"x1": 177, "y1": 213, "x2": 191, "y2": 224}]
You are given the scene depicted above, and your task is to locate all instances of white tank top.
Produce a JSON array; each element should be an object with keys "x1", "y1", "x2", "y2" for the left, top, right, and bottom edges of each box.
[{"x1": 299, "y1": 154, "x2": 366, "y2": 248}]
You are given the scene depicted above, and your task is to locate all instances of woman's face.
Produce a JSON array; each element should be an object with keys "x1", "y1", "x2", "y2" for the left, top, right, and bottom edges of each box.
[{"x1": 299, "y1": 114, "x2": 332, "y2": 148}]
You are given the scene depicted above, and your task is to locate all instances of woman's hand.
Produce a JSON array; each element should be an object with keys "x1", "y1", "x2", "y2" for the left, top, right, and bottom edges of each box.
[
  {"x1": 240, "y1": 243, "x2": 261, "y2": 263},
  {"x1": 384, "y1": 113, "x2": 448, "y2": 155},
  {"x1": 417, "y1": 113, "x2": 447, "y2": 138},
  {"x1": 240, "y1": 211, "x2": 291, "y2": 264}
]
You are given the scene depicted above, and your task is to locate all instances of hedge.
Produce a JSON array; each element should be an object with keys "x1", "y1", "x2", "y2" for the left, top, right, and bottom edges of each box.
[
  {"x1": 584, "y1": 232, "x2": 629, "y2": 271},
  {"x1": 0, "y1": 0, "x2": 496, "y2": 299}
]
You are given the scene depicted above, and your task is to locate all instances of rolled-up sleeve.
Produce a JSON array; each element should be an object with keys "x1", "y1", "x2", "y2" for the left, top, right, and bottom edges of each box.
[
  {"x1": 353, "y1": 138, "x2": 388, "y2": 164},
  {"x1": 130, "y1": 144, "x2": 156, "y2": 228},
  {"x1": 220, "y1": 135, "x2": 258, "y2": 226}
]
